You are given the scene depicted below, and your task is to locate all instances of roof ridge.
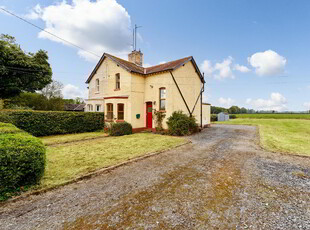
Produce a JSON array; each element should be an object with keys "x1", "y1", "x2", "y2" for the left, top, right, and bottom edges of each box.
[{"x1": 145, "y1": 56, "x2": 192, "y2": 70}]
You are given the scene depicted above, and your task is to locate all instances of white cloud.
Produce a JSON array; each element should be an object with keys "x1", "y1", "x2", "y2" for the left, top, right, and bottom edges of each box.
[
  {"x1": 218, "y1": 97, "x2": 235, "y2": 107},
  {"x1": 200, "y1": 57, "x2": 235, "y2": 80},
  {"x1": 214, "y1": 56, "x2": 234, "y2": 80},
  {"x1": 26, "y1": 0, "x2": 132, "y2": 61},
  {"x1": 248, "y1": 50, "x2": 287, "y2": 76},
  {"x1": 246, "y1": 92, "x2": 287, "y2": 111},
  {"x1": 62, "y1": 84, "x2": 88, "y2": 99},
  {"x1": 303, "y1": 102, "x2": 310, "y2": 109},
  {"x1": 201, "y1": 57, "x2": 250, "y2": 80},
  {"x1": 200, "y1": 60, "x2": 213, "y2": 76},
  {"x1": 234, "y1": 64, "x2": 251, "y2": 73}
]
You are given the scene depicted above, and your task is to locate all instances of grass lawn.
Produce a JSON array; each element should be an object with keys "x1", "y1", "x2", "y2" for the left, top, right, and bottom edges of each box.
[
  {"x1": 235, "y1": 113, "x2": 310, "y2": 119},
  {"x1": 39, "y1": 133, "x2": 186, "y2": 189},
  {"x1": 217, "y1": 119, "x2": 310, "y2": 156},
  {"x1": 40, "y1": 131, "x2": 108, "y2": 145}
]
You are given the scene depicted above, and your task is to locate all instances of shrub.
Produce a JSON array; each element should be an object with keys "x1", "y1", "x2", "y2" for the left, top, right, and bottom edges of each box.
[
  {"x1": 211, "y1": 114, "x2": 218, "y2": 122},
  {"x1": 154, "y1": 110, "x2": 166, "y2": 130},
  {"x1": 109, "y1": 122, "x2": 132, "y2": 136},
  {"x1": 166, "y1": 111, "x2": 199, "y2": 136},
  {"x1": 0, "y1": 110, "x2": 105, "y2": 136},
  {"x1": 229, "y1": 114, "x2": 237, "y2": 119},
  {"x1": 0, "y1": 122, "x2": 46, "y2": 200}
]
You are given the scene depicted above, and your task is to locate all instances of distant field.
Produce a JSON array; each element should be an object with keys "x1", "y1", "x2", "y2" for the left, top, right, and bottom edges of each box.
[
  {"x1": 217, "y1": 119, "x2": 310, "y2": 156},
  {"x1": 235, "y1": 114, "x2": 310, "y2": 119}
]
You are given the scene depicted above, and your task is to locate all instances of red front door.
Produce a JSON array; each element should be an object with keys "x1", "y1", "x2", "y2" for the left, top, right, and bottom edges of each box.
[{"x1": 146, "y1": 102, "x2": 152, "y2": 128}]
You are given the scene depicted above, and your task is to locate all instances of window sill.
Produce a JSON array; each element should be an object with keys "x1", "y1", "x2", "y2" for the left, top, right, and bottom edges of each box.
[
  {"x1": 114, "y1": 88, "x2": 120, "y2": 91},
  {"x1": 95, "y1": 92, "x2": 100, "y2": 94},
  {"x1": 105, "y1": 119, "x2": 113, "y2": 122},
  {"x1": 159, "y1": 110, "x2": 166, "y2": 112}
]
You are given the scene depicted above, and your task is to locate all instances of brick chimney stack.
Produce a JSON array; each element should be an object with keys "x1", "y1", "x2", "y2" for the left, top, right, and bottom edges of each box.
[{"x1": 128, "y1": 50, "x2": 143, "y2": 66}]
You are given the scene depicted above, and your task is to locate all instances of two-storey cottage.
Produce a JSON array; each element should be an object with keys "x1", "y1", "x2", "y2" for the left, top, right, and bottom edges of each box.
[{"x1": 85, "y1": 50, "x2": 210, "y2": 130}]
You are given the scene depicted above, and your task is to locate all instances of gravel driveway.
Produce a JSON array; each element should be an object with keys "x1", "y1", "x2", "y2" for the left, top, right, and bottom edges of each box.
[{"x1": 1, "y1": 124, "x2": 310, "y2": 229}]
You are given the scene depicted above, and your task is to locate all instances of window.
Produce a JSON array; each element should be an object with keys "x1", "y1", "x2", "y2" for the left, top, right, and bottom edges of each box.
[
  {"x1": 87, "y1": 104, "x2": 93, "y2": 111},
  {"x1": 107, "y1": 103, "x2": 113, "y2": 120},
  {"x1": 96, "y1": 105, "x2": 101, "y2": 112},
  {"x1": 159, "y1": 88, "x2": 166, "y2": 110},
  {"x1": 115, "y1": 73, "x2": 120, "y2": 90},
  {"x1": 117, "y1": 104, "x2": 124, "y2": 120},
  {"x1": 96, "y1": 79, "x2": 99, "y2": 92}
]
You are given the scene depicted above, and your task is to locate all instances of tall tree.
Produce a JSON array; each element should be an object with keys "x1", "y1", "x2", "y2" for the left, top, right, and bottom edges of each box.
[{"x1": 0, "y1": 34, "x2": 52, "y2": 98}]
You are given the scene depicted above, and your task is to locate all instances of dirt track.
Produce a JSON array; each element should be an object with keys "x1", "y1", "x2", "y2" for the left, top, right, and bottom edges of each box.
[{"x1": 1, "y1": 125, "x2": 309, "y2": 229}]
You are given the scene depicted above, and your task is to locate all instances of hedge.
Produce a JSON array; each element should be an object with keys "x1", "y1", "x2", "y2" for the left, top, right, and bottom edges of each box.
[
  {"x1": 0, "y1": 110, "x2": 105, "y2": 136},
  {"x1": 0, "y1": 122, "x2": 46, "y2": 200},
  {"x1": 109, "y1": 122, "x2": 133, "y2": 136}
]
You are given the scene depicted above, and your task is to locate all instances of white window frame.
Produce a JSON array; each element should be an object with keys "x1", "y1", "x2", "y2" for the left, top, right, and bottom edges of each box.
[{"x1": 96, "y1": 105, "x2": 101, "y2": 112}]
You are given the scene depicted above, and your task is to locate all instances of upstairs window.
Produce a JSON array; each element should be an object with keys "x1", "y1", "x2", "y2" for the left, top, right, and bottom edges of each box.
[
  {"x1": 115, "y1": 73, "x2": 120, "y2": 90},
  {"x1": 159, "y1": 88, "x2": 166, "y2": 110},
  {"x1": 96, "y1": 79, "x2": 99, "y2": 92},
  {"x1": 117, "y1": 104, "x2": 124, "y2": 120},
  {"x1": 107, "y1": 103, "x2": 113, "y2": 120}
]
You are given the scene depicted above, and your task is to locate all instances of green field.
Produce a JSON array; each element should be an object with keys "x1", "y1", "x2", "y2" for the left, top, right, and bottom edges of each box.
[
  {"x1": 235, "y1": 113, "x2": 310, "y2": 119},
  {"x1": 217, "y1": 119, "x2": 310, "y2": 156}
]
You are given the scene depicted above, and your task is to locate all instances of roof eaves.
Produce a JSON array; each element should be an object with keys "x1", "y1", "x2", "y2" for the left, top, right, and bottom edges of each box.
[{"x1": 85, "y1": 53, "x2": 105, "y2": 83}]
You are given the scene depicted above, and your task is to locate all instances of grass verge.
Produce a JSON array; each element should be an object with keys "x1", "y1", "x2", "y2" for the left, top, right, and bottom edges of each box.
[
  {"x1": 217, "y1": 119, "x2": 310, "y2": 156},
  {"x1": 39, "y1": 133, "x2": 186, "y2": 189}
]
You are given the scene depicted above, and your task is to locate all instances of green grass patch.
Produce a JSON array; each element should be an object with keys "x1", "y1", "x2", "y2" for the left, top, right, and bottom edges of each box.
[
  {"x1": 235, "y1": 114, "x2": 310, "y2": 119},
  {"x1": 217, "y1": 119, "x2": 310, "y2": 156},
  {"x1": 40, "y1": 133, "x2": 186, "y2": 189},
  {"x1": 40, "y1": 132, "x2": 108, "y2": 146}
]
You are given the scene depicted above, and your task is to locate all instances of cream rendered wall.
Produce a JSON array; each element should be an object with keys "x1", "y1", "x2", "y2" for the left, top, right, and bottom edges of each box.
[
  {"x1": 170, "y1": 61, "x2": 203, "y2": 126},
  {"x1": 130, "y1": 73, "x2": 146, "y2": 128},
  {"x1": 202, "y1": 104, "x2": 211, "y2": 126},
  {"x1": 144, "y1": 71, "x2": 173, "y2": 129},
  {"x1": 87, "y1": 58, "x2": 132, "y2": 122}
]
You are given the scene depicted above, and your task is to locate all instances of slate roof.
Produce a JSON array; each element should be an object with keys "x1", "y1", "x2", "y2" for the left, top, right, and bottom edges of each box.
[
  {"x1": 64, "y1": 104, "x2": 85, "y2": 111},
  {"x1": 86, "y1": 53, "x2": 204, "y2": 83}
]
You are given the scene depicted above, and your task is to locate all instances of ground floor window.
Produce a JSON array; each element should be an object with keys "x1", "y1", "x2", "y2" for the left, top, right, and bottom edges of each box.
[
  {"x1": 96, "y1": 105, "x2": 101, "y2": 112},
  {"x1": 117, "y1": 103, "x2": 124, "y2": 120},
  {"x1": 87, "y1": 104, "x2": 93, "y2": 111},
  {"x1": 107, "y1": 103, "x2": 113, "y2": 119}
]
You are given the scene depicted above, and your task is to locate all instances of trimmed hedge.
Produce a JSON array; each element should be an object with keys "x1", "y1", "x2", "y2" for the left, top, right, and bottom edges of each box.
[
  {"x1": 0, "y1": 122, "x2": 46, "y2": 200},
  {"x1": 109, "y1": 122, "x2": 133, "y2": 136},
  {"x1": 0, "y1": 110, "x2": 105, "y2": 136},
  {"x1": 167, "y1": 111, "x2": 199, "y2": 136}
]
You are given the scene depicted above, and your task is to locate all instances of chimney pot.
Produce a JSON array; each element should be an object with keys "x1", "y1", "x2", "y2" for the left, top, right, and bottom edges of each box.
[{"x1": 128, "y1": 50, "x2": 143, "y2": 66}]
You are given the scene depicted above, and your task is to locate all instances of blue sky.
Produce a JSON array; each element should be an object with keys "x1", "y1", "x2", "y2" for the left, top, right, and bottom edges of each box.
[{"x1": 1, "y1": 0, "x2": 310, "y2": 111}]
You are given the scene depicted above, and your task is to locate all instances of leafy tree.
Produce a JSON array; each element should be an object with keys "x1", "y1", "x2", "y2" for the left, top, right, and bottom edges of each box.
[
  {"x1": 0, "y1": 34, "x2": 52, "y2": 99},
  {"x1": 228, "y1": 106, "x2": 240, "y2": 114},
  {"x1": 40, "y1": 80, "x2": 63, "y2": 99},
  {"x1": 240, "y1": 107, "x2": 247, "y2": 114}
]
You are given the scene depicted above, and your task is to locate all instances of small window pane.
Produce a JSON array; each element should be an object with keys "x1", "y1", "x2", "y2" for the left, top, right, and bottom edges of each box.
[
  {"x1": 160, "y1": 100, "x2": 165, "y2": 110},
  {"x1": 160, "y1": 88, "x2": 166, "y2": 99},
  {"x1": 148, "y1": 107, "x2": 152, "y2": 113},
  {"x1": 117, "y1": 104, "x2": 124, "y2": 120}
]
